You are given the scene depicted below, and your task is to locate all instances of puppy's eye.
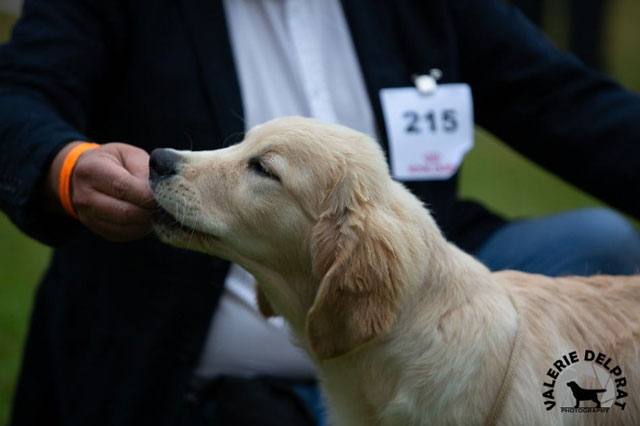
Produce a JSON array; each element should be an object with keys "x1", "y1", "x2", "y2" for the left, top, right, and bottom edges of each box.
[{"x1": 248, "y1": 157, "x2": 280, "y2": 181}]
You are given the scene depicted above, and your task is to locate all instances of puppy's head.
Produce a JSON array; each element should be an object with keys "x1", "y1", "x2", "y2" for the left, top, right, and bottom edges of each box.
[{"x1": 150, "y1": 116, "x2": 407, "y2": 359}]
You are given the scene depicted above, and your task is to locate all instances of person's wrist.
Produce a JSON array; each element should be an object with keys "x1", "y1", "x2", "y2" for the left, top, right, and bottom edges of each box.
[
  {"x1": 40, "y1": 141, "x2": 87, "y2": 215},
  {"x1": 58, "y1": 142, "x2": 100, "y2": 218}
]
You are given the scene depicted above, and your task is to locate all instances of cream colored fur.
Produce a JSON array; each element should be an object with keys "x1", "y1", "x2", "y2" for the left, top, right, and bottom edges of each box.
[{"x1": 152, "y1": 116, "x2": 640, "y2": 426}]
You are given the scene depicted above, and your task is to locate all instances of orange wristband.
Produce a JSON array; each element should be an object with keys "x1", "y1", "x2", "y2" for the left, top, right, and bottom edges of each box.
[{"x1": 58, "y1": 142, "x2": 100, "y2": 218}]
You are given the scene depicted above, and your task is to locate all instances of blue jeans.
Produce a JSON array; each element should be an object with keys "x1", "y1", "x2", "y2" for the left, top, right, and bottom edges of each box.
[
  {"x1": 186, "y1": 208, "x2": 640, "y2": 426},
  {"x1": 475, "y1": 207, "x2": 640, "y2": 276}
]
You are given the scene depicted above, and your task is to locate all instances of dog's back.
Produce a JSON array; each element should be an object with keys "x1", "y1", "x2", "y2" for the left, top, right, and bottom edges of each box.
[{"x1": 498, "y1": 272, "x2": 640, "y2": 425}]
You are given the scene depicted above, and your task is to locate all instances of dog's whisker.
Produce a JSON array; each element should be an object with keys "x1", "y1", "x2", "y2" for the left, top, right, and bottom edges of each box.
[
  {"x1": 141, "y1": 194, "x2": 157, "y2": 204},
  {"x1": 180, "y1": 195, "x2": 188, "y2": 226},
  {"x1": 182, "y1": 131, "x2": 195, "y2": 151},
  {"x1": 186, "y1": 210, "x2": 199, "y2": 245},
  {"x1": 229, "y1": 108, "x2": 248, "y2": 128},
  {"x1": 222, "y1": 130, "x2": 246, "y2": 148}
]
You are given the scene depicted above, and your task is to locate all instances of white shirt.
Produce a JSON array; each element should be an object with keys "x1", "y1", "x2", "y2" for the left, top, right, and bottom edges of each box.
[{"x1": 195, "y1": 0, "x2": 376, "y2": 378}]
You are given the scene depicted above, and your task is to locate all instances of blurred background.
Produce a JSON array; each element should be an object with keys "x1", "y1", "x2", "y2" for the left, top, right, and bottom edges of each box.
[{"x1": 0, "y1": 0, "x2": 639, "y2": 421}]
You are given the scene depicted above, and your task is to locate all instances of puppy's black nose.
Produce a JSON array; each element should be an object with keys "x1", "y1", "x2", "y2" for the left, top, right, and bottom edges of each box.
[{"x1": 149, "y1": 149, "x2": 178, "y2": 180}]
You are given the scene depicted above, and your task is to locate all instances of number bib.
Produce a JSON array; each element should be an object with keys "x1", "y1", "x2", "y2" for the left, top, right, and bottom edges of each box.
[{"x1": 379, "y1": 83, "x2": 474, "y2": 181}]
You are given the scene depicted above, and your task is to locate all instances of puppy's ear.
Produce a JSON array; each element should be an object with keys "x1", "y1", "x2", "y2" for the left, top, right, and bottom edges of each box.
[
  {"x1": 256, "y1": 283, "x2": 278, "y2": 318},
  {"x1": 307, "y1": 169, "x2": 404, "y2": 360}
]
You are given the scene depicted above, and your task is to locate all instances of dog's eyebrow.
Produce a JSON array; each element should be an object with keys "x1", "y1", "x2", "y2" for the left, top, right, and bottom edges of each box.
[
  {"x1": 259, "y1": 149, "x2": 278, "y2": 157},
  {"x1": 254, "y1": 150, "x2": 283, "y2": 166},
  {"x1": 250, "y1": 150, "x2": 279, "y2": 164}
]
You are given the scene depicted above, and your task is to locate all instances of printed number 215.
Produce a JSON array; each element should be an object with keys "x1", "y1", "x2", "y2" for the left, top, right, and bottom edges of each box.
[{"x1": 404, "y1": 109, "x2": 458, "y2": 134}]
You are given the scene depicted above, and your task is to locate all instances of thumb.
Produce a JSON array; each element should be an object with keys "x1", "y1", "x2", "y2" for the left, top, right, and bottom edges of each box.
[{"x1": 110, "y1": 143, "x2": 158, "y2": 209}]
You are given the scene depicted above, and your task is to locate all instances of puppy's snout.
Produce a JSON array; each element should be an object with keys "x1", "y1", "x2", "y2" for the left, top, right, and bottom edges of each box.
[{"x1": 149, "y1": 149, "x2": 179, "y2": 181}]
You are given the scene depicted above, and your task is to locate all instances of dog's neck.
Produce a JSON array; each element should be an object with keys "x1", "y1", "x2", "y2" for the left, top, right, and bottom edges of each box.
[
  {"x1": 246, "y1": 264, "x2": 320, "y2": 337},
  {"x1": 245, "y1": 188, "x2": 519, "y2": 425},
  {"x1": 312, "y1": 204, "x2": 519, "y2": 425}
]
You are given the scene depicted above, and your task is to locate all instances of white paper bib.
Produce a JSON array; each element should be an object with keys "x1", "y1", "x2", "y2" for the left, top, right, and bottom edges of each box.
[{"x1": 380, "y1": 83, "x2": 474, "y2": 181}]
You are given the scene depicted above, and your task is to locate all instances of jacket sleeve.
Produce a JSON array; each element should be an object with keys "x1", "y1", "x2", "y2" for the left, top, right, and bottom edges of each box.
[
  {"x1": 451, "y1": 0, "x2": 640, "y2": 218},
  {"x1": 0, "y1": 0, "x2": 119, "y2": 245}
]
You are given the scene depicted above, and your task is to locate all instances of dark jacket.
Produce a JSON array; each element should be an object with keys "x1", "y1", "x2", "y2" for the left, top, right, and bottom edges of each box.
[{"x1": 1, "y1": 0, "x2": 639, "y2": 424}]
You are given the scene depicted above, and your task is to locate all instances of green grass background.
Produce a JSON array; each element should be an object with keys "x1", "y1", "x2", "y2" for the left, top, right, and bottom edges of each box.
[{"x1": 0, "y1": 1, "x2": 639, "y2": 421}]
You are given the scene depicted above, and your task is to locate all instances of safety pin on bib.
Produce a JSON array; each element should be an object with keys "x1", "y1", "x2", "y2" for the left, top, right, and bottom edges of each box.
[{"x1": 413, "y1": 68, "x2": 443, "y2": 95}]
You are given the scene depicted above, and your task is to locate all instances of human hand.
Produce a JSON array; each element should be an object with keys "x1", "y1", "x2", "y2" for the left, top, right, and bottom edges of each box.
[{"x1": 44, "y1": 142, "x2": 158, "y2": 242}]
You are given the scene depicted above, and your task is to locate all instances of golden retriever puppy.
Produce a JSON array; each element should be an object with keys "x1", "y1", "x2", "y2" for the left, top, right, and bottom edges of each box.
[{"x1": 150, "y1": 116, "x2": 640, "y2": 426}]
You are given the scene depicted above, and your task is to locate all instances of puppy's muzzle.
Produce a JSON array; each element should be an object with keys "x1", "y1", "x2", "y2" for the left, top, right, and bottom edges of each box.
[
  {"x1": 149, "y1": 148, "x2": 179, "y2": 184},
  {"x1": 149, "y1": 148, "x2": 193, "y2": 232}
]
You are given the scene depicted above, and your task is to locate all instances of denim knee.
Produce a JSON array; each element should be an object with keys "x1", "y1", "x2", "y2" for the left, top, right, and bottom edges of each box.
[{"x1": 569, "y1": 208, "x2": 640, "y2": 274}]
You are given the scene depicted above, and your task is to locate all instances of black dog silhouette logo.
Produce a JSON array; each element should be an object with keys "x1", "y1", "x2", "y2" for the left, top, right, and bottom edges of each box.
[
  {"x1": 566, "y1": 381, "x2": 606, "y2": 408},
  {"x1": 541, "y1": 350, "x2": 629, "y2": 414}
]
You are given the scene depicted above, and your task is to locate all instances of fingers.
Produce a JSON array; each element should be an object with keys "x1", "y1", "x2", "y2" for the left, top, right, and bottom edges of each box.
[
  {"x1": 82, "y1": 162, "x2": 156, "y2": 209},
  {"x1": 69, "y1": 142, "x2": 159, "y2": 242},
  {"x1": 74, "y1": 190, "x2": 153, "y2": 227},
  {"x1": 73, "y1": 174, "x2": 154, "y2": 242},
  {"x1": 119, "y1": 144, "x2": 152, "y2": 181},
  {"x1": 73, "y1": 143, "x2": 158, "y2": 209}
]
